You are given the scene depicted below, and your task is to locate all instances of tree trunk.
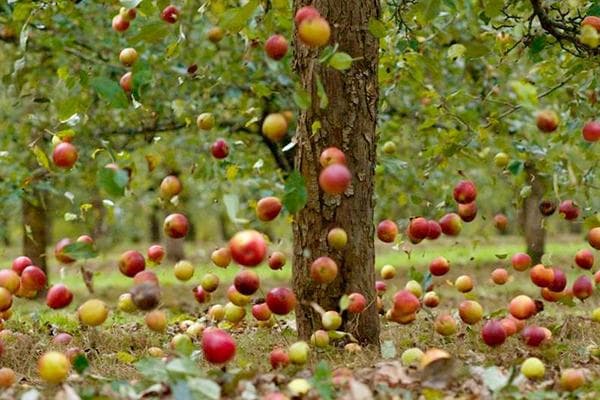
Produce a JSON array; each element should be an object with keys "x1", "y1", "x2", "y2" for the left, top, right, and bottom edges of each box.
[
  {"x1": 166, "y1": 237, "x2": 185, "y2": 262},
  {"x1": 520, "y1": 168, "x2": 546, "y2": 264},
  {"x1": 149, "y1": 204, "x2": 161, "y2": 243},
  {"x1": 292, "y1": 0, "x2": 381, "y2": 346},
  {"x1": 22, "y1": 190, "x2": 49, "y2": 273}
]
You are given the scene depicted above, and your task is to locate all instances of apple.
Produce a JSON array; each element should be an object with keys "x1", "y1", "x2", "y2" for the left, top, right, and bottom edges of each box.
[
  {"x1": 196, "y1": 112, "x2": 215, "y2": 130},
  {"x1": 46, "y1": 284, "x2": 73, "y2": 309},
  {"x1": 453, "y1": 180, "x2": 477, "y2": 204},
  {"x1": 392, "y1": 290, "x2": 420, "y2": 315},
  {"x1": 119, "y1": 47, "x2": 138, "y2": 66},
  {"x1": 310, "y1": 256, "x2": 338, "y2": 284},
  {"x1": 229, "y1": 230, "x2": 267, "y2": 267},
  {"x1": 200, "y1": 273, "x2": 219, "y2": 293},
  {"x1": 266, "y1": 287, "x2": 296, "y2": 315},
  {"x1": 439, "y1": 213, "x2": 462, "y2": 236},
  {"x1": 119, "y1": 71, "x2": 132, "y2": 92},
  {"x1": 388, "y1": 309, "x2": 416, "y2": 324},
  {"x1": 493, "y1": 213, "x2": 508, "y2": 231},
  {"x1": 521, "y1": 357, "x2": 546, "y2": 379},
  {"x1": 426, "y1": 220, "x2": 442, "y2": 240},
  {"x1": 541, "y1": 287, "x2": 563, "y2": 302},
  {"x1": 434, "y1": 313, "x2": 458, "y2": 336},
  {"x1": 0, "y1": 270, "x2": 20, "y2": 294},
  {"x1": 500, "y1": 318, "x2": 518, "y2": 336},
  {"x1": 211, "y1": 247, "x2": 231, "y2": 268},
  {"x1": 538, "y1": 200, "x2": 557, "y2": 216},
  {"x1": 321, "y1": 310, "x2": 342, "y2": 330},
  {"x1": 38, "y1": 351, "x2": 70, "y2": 384},
  {"x1": 252, "y1": 302, "x2": 272, "y2": 321},
  {"x1": 112, "y1": 14, "x2": 130, "y2": 32},
  {"x1": 0, "y1": 288, "x2": 12, "y2": 312},
  {"x1": 511, "y1": 252, "x2": 532, "y2": 271},
  {"x1": 159, "y1": 175, "x2": 182, "y2": 199},
  {"x1": 118, "y1": 250, "x2": 145, "y2": 277},
  {"x1": 268, "y1": 251, "x2": 286, "y2": 270},
  {"x1": 160, "y1": 5, "x2": 179, "y2": 23},
  {"x1": 207, "y1": 26, "x2": 224, "y2": 43},
  {"x1": 457, "y1": 202, "x2": 477, "y2": 222},
  {"x1": 491, "y1": 268, "x2": 509, "y2": 285},
  {"x1": 147, "y1": 245, "x2": 165, "y2": 264},
  {"x1": 529, "y1": 264, "x2": 554, "y2": 288},
  {"x1": 208, "y1": 304, "x2": 225, "y2": 321},
  {"x1": 583, "y1": 121, "x2": 600, "y2": 142},
  {"x1": 494, "y1": 152, "x2": 509, "y2": 168},
  {"x1": 234, "y1": 269, "x2": 260, "y2": 295},
  {"x1": 201, "y1": 328, "x2": 236, "y2": 364},
  {"x1": 408, "y1": 217, "x2": 429, "y2": 240},
  {"x1": 319, "y1": 147, "x2": 346, "y2": 167},
  {"x1": 429, "y1": 256, "x2": 450, "y2": 276},
  {"x1": 572, "y1": 275, "x2": 593, "y2": 300},
  {"x1": 559, "y1": 200, "x2": 579, "y2": 220},
  {"x1": 78, "y1": 299, "x2": 109, "y2": 326},
  {"x1": 133, "y1": 270, "x2": 159, "y2": 286},
  {"x1": 54, "y1": 238, "x2": 76, "y2": 264},
  {"x1": 288, "y1": 341, "x2": 310, "y2": 365},
  {"x1": 560, "y1": 368, "x2": 586, "y2": 391},
  {"x1": 400, "y1": 348, "x2": 424, "y2": 366},
  {"x1": 144, "y1": 309, "x2": 167, "y2": 332},
  {"x1": 327, "y1": 227, "x2": 348, "y2": 249},
  {"x1": 11, "y1": 256, "x2": 32, "y2": 275},
  {"x1": 186, "y1": 322, "x2": 204, "y2": 338},
  {"x1": 171, "y1": 260, "x2": 193, "y2": 281},
  {"x1": 311, "y1": 329, "x2": 330, "y2": 347},
  {"x1": 347, "y1": 293, "x2": 366, "y2": 313},
  {"x1": 377, "y1": 219, "x2": 398, "y2": 243},
  {"x1": 455, "y1": 275, "x2": 473, "y2": 293},
  {"x1": 21, "y1": 266, "x2": 46, "y2": 291},
  {"x1": 295, "y1": 6, "x2": 320, "y2": 25},
  {"x1": 256, "y1": 196, "x2": 283, "y2": 221},
  {"x1": 270, "y1": 348, "x2": 290, "y2": 369},
  {"x1": 423, "y1": 291, "x2": 440, "y2": 308},
  {"x1": 224, "y1": 302, "x2": 246, "y2": 323},
  {"x1": 536, "y1": 110, "x2": 559, "y2": 133},
  {"x1": 548, "y1": 268, "x2": 567, "y2": 292},
  {"x1": 575, "y1": 249, "x2": 594, "y2": 269},
  {"x1": 170, "y1": 333, "x2": 193, "y2": 354},
  {"x1": 265, "y1": 34, "x2": 289, "y2": 60},
  {"x1": 262, "y1": 113, "x2": 288, "y2": 141},
  {"x1": 375, "y1": 280, "x2": 387, "y2": 294},
  {"x1": 380, "y1": 264, "x2": 396, "y2": 280},
  {"x1": 480, "y1": 319, "x2": 506, "y2": 347},
  {"x1": 419, "y1": 348, "x2": 451, "y2": 369},
  {"x1": 521, "y1": 325, "x2": 547, "y2": 347},
  {"x1": 53, "y1": 142, "x2": 78, "y2": 169},
  {"x1": 319, "y1": 164, "x2": 351, "y2": 195},
  {"x1": 298, "y1": 16, "x2": 331, "y2": 48},
  {"x1": 226, "y1": 285, "x2": 251, "y2": 306},
  {"x1": 588, "y1": 227, "x2": 600, "y2": 250},
  {"x1": 130, "y1": 282, "x2": 160, "y2": 310},
  {"x1": 117, "y1": 293, "x2": 136, "y2": 313},
  {"x1": 192, "y1": 286, "x2": 211, "y2": 304},
  {"x1": 509, "y1": 295, "x2": 536, "y2": 319},
  {"x1": 211, "y1": 138, "x2": 229, "y2": 159},
  {"x1": 582, "y1": 15, "x2": 600, "y2": 31},
  {"x1": 163, "y1": 213, "x2": 189, "y2": 239},
  {"x1": 458, "y1": 300, "x2": 483, "y2": 324},
  {"x1": 0, "y1": 367, "x2": 16, "y2": 388},
  {"x1": 405, "y1": 280, "x2": 423, "y2": 297}
]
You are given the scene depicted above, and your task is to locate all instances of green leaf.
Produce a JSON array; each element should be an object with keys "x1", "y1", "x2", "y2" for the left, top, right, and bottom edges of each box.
[
  {"x1": 72, "y1": 354, "x2": 89, "y2": 374},
  {"x1": 368, "y1": 18, "x2": 387, "y2": 38},
  {"x1": 339, "y1": 295, "x2": 349, "y2": 312},
  {"x1": 311, "y1": 361, "x2": 334, "y2": 400},
  {"x1": 187, "y1": 378, "x2": 221, "y2": 400},
  {"x1": 447, "y1": 44, "x2": 466, "y2": 60},
  {"x1": 116, "y1": 351, "x2": 136, "y2": 364},
  {"x1": 32, "y1": 146, "x2": 49, "y2": 169},
  {"x1": 509, "y1": 80, "x2": 538, "y2": 107},
  {"x1": 63, "y1": 241, "x2": 98, "y2": 260},
  {"x1": 507, "y1": 160, "x2": 524, "y2": 176},
  {"x1": 421, "y1": 272, "x2": 432, "y2": 295},
  {"x1": 172, "y1": 381, "x2": 193, "y2": 400},
  {"x1": 222, "y1": 194, "x2": 248, "y2": 224},
  {"x1": 528, "y1": 36, "x2": 546, "y2": 61},
  {"x1": 316, "y1": 77, "x2": 328, "y2": 109},
  {"x1": 132, "y1": 60, "x2": 152, "y2": 99},
  {"x1": 588, "y1": 4, "x2": 600, "y2": 16},
  {"x1": 408, "y1": 266, "x2": 424, "y2": 283},
  {"x1": 381, "y1": 340, "x2": 396, "y2": 359},
  {"x1": 480, "y1": 366, "x2": 509, "y2": 392},
  {"x1": 283, "y1": 170, "x2": 307, "y2": 214},
  {"x1": 166, "y1": 358, "x2": 202, "y2": 377},
  {"x1": 97, "y1": 167, "x2": 129, "y2": 197},
  {"x1": 90, "y1": 77, "x2": 129, "y2": 109},
  {"x1": 130, "y1": 21, "x2": 170, "y2": 44},
  {"x1": 495, "y1": 253, "x2": 508, "y2": 259},
  {"x1": 120, "y1": 0, "x2": 143, "y2": 9},
  {"x1": 220, "y1": 0, "x2": 259, "y2": 33},
  {"x1": 415, "y1": 0, "x2": 441, "y2": 25},
  {"x1": 135, "y1": 357, "x2": 169, "y2": 382},
  {"x1": 483, "y1": 0, "x2": 504, "y2": 18},
  {"x1": 293, "y1": 87, "x2": 311, "y2": 110},
  {"x1": 328, "y1": 52, "x2": 353, "y2": 71}
]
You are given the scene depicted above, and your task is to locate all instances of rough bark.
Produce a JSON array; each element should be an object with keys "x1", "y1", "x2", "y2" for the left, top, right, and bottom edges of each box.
[
  {"x1": 520, "y1": 168, "x2": 546, "y2": 264},
  {"x1": 22, "y1": 190, "x2": 49, "y2": 273},
  {"x1": 292, "y1": 0, "x2": 381, "y2": 346}
]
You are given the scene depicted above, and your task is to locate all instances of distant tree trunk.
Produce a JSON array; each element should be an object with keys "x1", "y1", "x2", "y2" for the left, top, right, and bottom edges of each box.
[
  {"x1": 292, "y1": 0, "x2": 381, "y2": 346},
  {"x1": 149, "y1": 204, "x2": 161, "y2": 243},
  {"x1": 520, "y1": 167, "x2": 546, "y2": 264},
  {"x1": 22, "y1": 190, "x2": 49, "y2": 273},
  {"x1": 91, "y1": 196, "x2": 106, "y2": 239},
  {"x1": 166, "y1": 237, "x2": 185, "y2": 262},
  {"x1": 0, "y1": 213, "x2": 10, "y2": 246}
]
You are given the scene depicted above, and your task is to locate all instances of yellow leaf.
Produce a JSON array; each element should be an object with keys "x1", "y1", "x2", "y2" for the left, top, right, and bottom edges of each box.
[{"x1": 226, "y1": 165, "x2": 238, "y2": 181}]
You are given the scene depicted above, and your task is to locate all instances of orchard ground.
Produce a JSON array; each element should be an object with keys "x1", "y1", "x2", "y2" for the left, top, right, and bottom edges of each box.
[{"x1": 2, "y1": 234, "x2": 600, "y2": 398}]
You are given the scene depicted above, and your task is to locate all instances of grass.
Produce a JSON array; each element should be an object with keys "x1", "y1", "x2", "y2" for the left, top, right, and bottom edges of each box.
[{"x1": 1, "y1": 234, "x2": 599, "y2": 398}]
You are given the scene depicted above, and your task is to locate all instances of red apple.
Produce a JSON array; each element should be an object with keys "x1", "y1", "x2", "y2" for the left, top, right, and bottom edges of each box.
[
  {"x1": 408, "y1": 217, "x2": 429, "y2": 240},
  {"x1": 0, "y1": 288, "x2": 12, "y2": 312},
  {"x1": 538, "y1": 200, "x2": 557, "y2": 216},
  {"x1": 21, "y1": 266, "x2": 47, "y2": 291},
  {"x1": 118, "y1": 250, "x2": 145, "y2": 277},
  {"x1": 582, "y1": 15, "x2": 600, "y2": 31},
  {"x1": 536, "y1": 110, "x2": 559, "y2": 133},
  {"x1": 529, "y1": 264, "x2": 554, "y2": 288},
  {"x1": 559, "y1": 200, "x2": 579, "y2": 221},
  {"x1": 163, "y1": 213, "x2": 189, "y2": 239},
  {"x1": 423, "y1": 291, "x2": 440, "y2": 308},
  {"x1": 229, "y1": 230, "x2": 267, "y2": 267},
  {"x1": 521, "y1": 325, "x2": 547, "y2": 347},
  {"x1": 119, "y1": 71, "x2": 132, "y2": 92},
  {"x1": 268, "y1": 251, "x2": 286, "y2": 270},
  {"x1": 457, "y1": 201, "x2": 477, "y2": 222},
  {"x1": 133, "y1": 270, "x2": 159, "y2": 286},
  {"x1": 252, "y1": 302, "x2": 272, "y2": 321},
  {"x1": 227, "y1": 285, "x2": 251, "y2": 307},
  {"x1": 493, "y1": 213, "x2": 508, "y2": 231},
  {"x1": 434, "y1": 313, "x2": 457, "y2": 336},
  {"x1": 234, "y1": 269, "x2": 260, "y2": 295},
  {"x1": 392, "y1": 290, "x2": 420, "y2": 315},
  {"x1": 294, "y1": 6, "x2": 320, "y2": 25},
  {"x1": 202, "y1": 328, "x2": 236, "y2": 364},
  {"x1": 583, "y1": 121, "x2": 600, "y2": 142},
  {"x1": 160, "y1": 5, "x2": 180, "y2": 24},
  {"x1": 211, "y1": 138, "x2": 229, "y2": 159},
  {"x1": 491, "y1": 268, "x2": 508, "y2": 285},
  {"x1": 310, "y1": 256, "x2": 338, "y2": 284},
  {"x1": 429, "y1": 256, "x2": 450, "y2": 276},
  {"x1": 269, "y1": 347, "x2": 290, "y2": 369},
  {"x1": 319, "y1": 164, "x2": 351, "y2": 195},
  {"x1": 298, "y1": 16, "x2": 331, "y2": 48},
  {"x1": 375, "y1": 280, "x2": 387, "y2": 294},
  {"x1": 481, "y1": 320, "x2": 506, "y2": 347},
  {"x1": 509, "y1": 295, "x2": 536, "y2": 319},
  {"x1": 11, "y1": 256, "x2": 32, "y2": 275},
  {"x1": 377, "y1": 219, "x2": 398, "y2": 243},
  {"x1": 53, "y1": 142, "x2": 78, "y2": 169},
  {"x1": 426, "y1": 220, "x2": 442, "y2": 240},
  {"x1": 453, "y1": 180, "x2": 477, "y2": 204},
  {"x1": 265, "y1": 34, "x2": 288, "y2": 60},
  {"x1": 256, "y1": 196, "x2": 283, "y2": 221},
  {"x1": 588, "y1": 227, "x2": 600, "y2": 250},
  {"x1": 455, "y1": 275, "x2": 474, "y2": 292},
  {"x1": 192, "y1": 286, "x2": 211, "y2": 304},
  {"x1": 266, "y1": 287, "x2": 296, "y2": 315},
  {"x1": 112, "y1": 14, "x2": 130, "y2": 32},
  {"x1": 46, "y1": 284, "x2": 73, "y2": 309},
  {"x1": 548, "y1": 268, "x2": 567, "y2": 292},
  {"x1": 319, "y1": 147, "x2": 346, "y2": 167},
  {"x1": 54, "y1": 238, "x2": 76, "y2": 264},
  {"x1": 572, "y1": 275, "x2": 593, "y2": 300},
  {"x1": 147, "y1": 245, "x2": 165, "y2": 264},
  {"x1": 347, "y1": 293, "x2": 366, "y2": 313},
  {"x1": 439, "y1": 213, "x2": 462, "y2": 236},
  {"x1": 575, "y1": 249, "x2": 594, "y2": 269},
  {"x1": 458, "y1": 300, "x2": 483, "y2": 325},
  {"x1": 511, "y1": 252, "x2": 532, "y2": 271},
  {"x1": 0, "y1": 270, "x2": 20, "y2": 294}
]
